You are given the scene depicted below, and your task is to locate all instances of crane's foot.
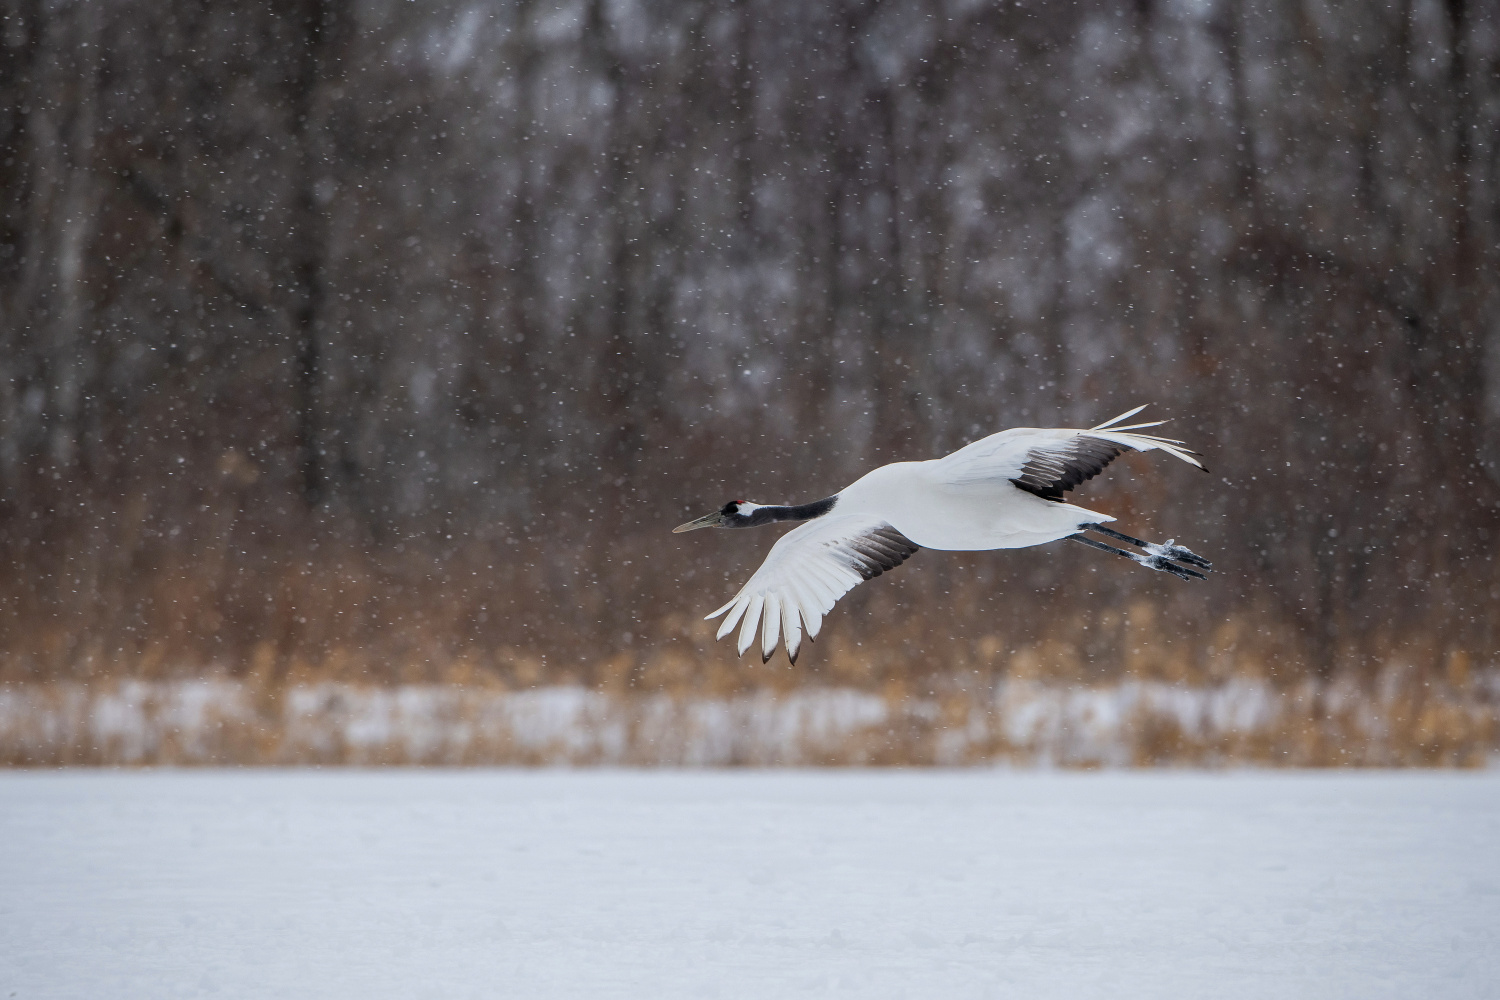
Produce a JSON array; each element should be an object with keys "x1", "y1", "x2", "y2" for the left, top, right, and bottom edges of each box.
[
  {"x1": 1143, "y1": 539, "x2": 1212, "y2": 571},
  {"x1": 1086, "y1": 524, "x2": 1212, "y2": 571},
  {"x1": 1071, "y1": 525, "x2": 1212, "y2": 582},
  {"x1": 1130, "y1": 552, "x2": 1208, "y2": 582}
]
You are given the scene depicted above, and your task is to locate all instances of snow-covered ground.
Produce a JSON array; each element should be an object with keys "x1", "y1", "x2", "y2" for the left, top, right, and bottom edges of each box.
[
  {"x1": 6, "y1": 674, "x2": 1496, "y2": 765},
  {"x1": 2, "y1": 770, "x2": 1496, "y2": 999}
]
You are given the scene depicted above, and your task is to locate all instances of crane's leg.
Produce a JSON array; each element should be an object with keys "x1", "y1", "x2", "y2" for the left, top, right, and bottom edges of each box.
[
  {"x1": 1084, "y1": 524, "x2": 1213, "y2": 571},
  {"x1": 1068, "y1": 533, "x2": 1208, "y2": 582}
]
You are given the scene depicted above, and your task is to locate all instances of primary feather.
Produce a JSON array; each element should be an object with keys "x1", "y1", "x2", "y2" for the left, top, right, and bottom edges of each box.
[{"x1": 707, "y1": 514, "x2": 918, "y2": 664}]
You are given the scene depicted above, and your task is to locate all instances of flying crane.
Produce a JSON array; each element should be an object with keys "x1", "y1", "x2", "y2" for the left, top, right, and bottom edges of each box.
[{"x1": 673, "y1": 406, "x2": 1211, "y2": 664}]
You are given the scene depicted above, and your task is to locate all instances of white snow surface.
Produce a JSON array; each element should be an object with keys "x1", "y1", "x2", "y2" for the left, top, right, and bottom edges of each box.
[
  {"x1": 10, "y1": 675, "x2": 1496, "y2": 766},
  {"x1": 2, "y1": 770, "x2": 1497, "y2": 999}
]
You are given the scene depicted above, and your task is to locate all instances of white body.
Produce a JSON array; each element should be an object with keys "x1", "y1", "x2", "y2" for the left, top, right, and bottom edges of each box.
[{"x1": 833, "y1": 456, "x2": 1110, "y2": 551}]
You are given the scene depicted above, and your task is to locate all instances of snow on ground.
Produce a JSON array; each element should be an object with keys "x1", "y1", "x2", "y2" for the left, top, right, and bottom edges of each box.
[
  {"x1": 2, "y1": 770, "x2": 1497, "y2": 999},
  {"x1": 5, "y1": 674, "x2": 1496, "y2": 765}
]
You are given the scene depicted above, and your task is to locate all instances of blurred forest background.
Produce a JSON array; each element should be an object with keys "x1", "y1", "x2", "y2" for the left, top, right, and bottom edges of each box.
[{"x1": 2, "y1": 0, "x2": 1499, "y2": 764}]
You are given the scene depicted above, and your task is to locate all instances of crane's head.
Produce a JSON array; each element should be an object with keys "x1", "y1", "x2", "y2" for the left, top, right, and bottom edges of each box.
[{"x1": 672, "y1": 500, "x2": 765, "y2": 532}]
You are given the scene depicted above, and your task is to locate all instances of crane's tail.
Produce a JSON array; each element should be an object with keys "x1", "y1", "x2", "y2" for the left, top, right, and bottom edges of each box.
[{"x1": 1087, "y1": 406, "x2": 1208, "y2": 472}]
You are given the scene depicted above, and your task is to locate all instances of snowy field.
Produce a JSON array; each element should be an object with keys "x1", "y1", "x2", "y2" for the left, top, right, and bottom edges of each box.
[
  {"x1": 2, "y1": 771, "x2": 1497, "y2": 999},
  {"x1": 7, "y1": 675, "x2": 1497, "y2": 766}
]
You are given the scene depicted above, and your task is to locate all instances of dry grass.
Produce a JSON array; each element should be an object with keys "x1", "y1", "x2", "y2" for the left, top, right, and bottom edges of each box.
[
  {"x1": 3, "y1": 664, "x2": 1494, "y2": 768},
  {"x1": 2, "y1": 514, "x2": 1495, "y2": 767}
]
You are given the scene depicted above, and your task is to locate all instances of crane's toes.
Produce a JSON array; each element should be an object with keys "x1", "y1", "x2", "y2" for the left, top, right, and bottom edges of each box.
[
  {"x1": 1145, "y1": 539, "x2": 1213, "y2": 571},
  {"x1": 1133, "y1": 553, "x2": 1208, "y2": 581}
]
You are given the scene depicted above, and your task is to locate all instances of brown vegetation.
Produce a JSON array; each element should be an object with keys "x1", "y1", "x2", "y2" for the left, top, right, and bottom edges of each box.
[{"x1": 4, "y1": 662, "x2": 1494, "y2": 767}]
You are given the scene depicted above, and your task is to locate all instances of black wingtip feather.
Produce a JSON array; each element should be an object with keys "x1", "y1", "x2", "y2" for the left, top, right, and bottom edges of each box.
[{"x1": 1011, "y1": 438, "x2": 1134, "y2": 501}]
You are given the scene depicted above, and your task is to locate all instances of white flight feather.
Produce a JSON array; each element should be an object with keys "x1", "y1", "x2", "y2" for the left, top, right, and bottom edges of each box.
[
  {"x1": 736, "y1": 595, "x2": 764, "y2": 655},
  {"x1": 761, "y1": 594, "x2": 781, "y2": 661},
  {"x1": 932, "y1": 408, "x2": 1204, "y2": 492},
  {"x1": 705, "y1": 513, "x2": 904, "y2": 663}
]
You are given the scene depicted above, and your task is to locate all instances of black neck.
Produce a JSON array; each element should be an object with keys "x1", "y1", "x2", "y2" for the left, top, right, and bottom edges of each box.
[{"x1": 746, "y1": 495, "x2": 837, "y2": 526}]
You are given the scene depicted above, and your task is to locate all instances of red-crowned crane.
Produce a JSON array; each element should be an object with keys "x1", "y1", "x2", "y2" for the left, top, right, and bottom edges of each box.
[{"x1": 673, "y1": 406, "x2": 1211, "y2": 664}]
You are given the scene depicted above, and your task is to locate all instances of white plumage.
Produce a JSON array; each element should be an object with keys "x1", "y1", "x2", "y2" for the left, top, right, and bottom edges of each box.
[{"x1": 674, "y1": 406, "x2": 1211, "y2": 663}]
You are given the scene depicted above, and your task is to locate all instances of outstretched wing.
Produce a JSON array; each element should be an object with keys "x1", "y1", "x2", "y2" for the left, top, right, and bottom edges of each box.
[
  {"x1": 935, "y1": 405, "x2": 1207, "y2": 501},
  {"x1": 705, "y1": 514, "x2": 920, "y2": 664}
]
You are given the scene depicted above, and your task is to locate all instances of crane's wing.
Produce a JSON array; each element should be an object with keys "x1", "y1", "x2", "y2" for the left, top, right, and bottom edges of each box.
[
  {"x1": 705, "y1": 514, "x2": 920, "y2": 665},
  {"x1": 935, "y1": 405, "x2": 1207, "y2": 500}
]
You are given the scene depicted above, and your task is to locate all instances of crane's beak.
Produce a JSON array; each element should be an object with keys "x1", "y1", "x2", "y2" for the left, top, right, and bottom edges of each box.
[{"x1": 673, "y1": 511, "x2": 725, "y2": 533}]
